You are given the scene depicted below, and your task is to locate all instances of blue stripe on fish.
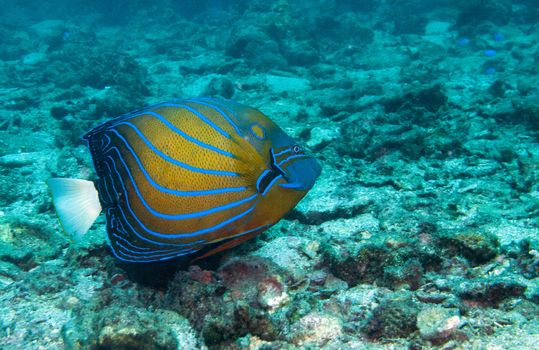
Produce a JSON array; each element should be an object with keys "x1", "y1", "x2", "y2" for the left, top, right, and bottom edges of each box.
[
  {"x1": 270, "y1": 148, "x2": 286, "y2": 176},
  {"x1": 108, "y1": 130, "x2": 248, "y2": 196},
  {"x1": 160, "y1": 103, "x2": 232, "y2": 140},
  {"x1": 99, "y1": 173, "x2": 114, "y2": 205},
  {"x1": 279, "y1": 182, "x2": 304, "y2": 189},
  {"x1": 86, "y1": 101, "x2": 237, "y2": 158},
  {"x1": 183, "y1": 98, "x2": 244, "y2": 137},
  {"x1": 273, "y1": 148, "x2": 293, "y2": 157},
  {"x1": 262, "y1": 174, "x2": 283, "y2": 196},
  {"x1": 103, "y1": 166, "x2": 201, "y2": 247},
  {"x1": 105, "y1": 154, "x2": 258, "y2": 239},
  {"x1": 112, "y1": 242, "x2": 196, "y2": 262},
  {"x1": 107, "y1": 144, "x2": 258, "y2": 219},
  {"x1": 111, "y1": 232, "x2": 152, "y2": 251},
  {"x1": 256, "y1": 169, "x2": 271, "y2": 193},
  {"x1": 278, "y1": 154, "x2": 309, "y2": 167},
  {"x1": 116, "y1": 121, "x2": 241, "y2": 177},
  {"x1": 115, "y1": 241, "x2": 192, "y2": 258},
  {"x1": 138, "y1": 111, "x2": 235, "y2": 158}
]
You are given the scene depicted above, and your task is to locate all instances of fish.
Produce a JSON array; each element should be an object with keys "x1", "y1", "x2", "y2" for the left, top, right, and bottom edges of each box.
[{"x1": 47, "y1": 97, "x2": 321, "y2": 263}]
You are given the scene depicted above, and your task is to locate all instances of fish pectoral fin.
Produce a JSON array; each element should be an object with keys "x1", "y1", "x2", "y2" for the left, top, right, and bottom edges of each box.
[{"x1": 193, "y1": 227, "x2": 267, "y2": 261}]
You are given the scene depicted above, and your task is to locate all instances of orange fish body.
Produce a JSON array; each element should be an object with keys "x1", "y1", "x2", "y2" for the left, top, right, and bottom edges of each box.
[{"x1": 48, "y1": 98, "x2": 321, "y2": 262}]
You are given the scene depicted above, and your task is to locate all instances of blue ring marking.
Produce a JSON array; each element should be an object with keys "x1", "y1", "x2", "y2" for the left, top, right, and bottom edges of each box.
[
  {"x1": 115, "y1": 241, "x2": 193, "y2": 258},
  {"x1": 104, "y1": 164, "x2": 203, "y2": 247},
  {"x1": 157, "y1": 250, "x2": 196, "y2": 261},
  {"x1": 107, "y1": 144, "x2": 257, "y2": 220},
  {"x1": 116, "y1": 243, "x2": 191, "y2": 257},
  {"x1": 116, "y1": 122, "x2": 240, "y2": 177},
  {"x1": 103, "y1": 134, "x2": 112, "y2": 150},
  {"x1": 99, "y1": 173, "x2": 114, "y2": 206},
  {"x1": 112, "y1": 241, "x2": 196, "y2": 262},
  {"x1": 249, "y1": 123, "x2": 266, "y2": 140},
  {"x1": 116, "y1": 249, "x2": 194, "y2": 261},
  {"x1": 273, "y1": 148, "x2": 293, "y2": 157},
  {"x1": 136, "y1": 111, "x2": 235, "y2": 158},
  {"x1": 112, "y1": 230, "x2": 198, "y2": 253},
  {"x1": 159, "y1": 103, "x2": 231, "y2": 140},
  {"x1": 87, "y1": 101, "x2": 236, "y2": 158},
  {"x1": 194, "y1": 98, "x2": 245, "y2": 132},
  {"x1": 256, "y1": 169, "x2": 271, "y2": 193},
  {"x1": 262, "y1": 174, "x2": 283, "y2": 196},
  {"x1": 277, "y1": 154, "x2": 309, "y2": 167},
  {"x1": 270, "y1": 148, "x2": 287, "y2": 177},
  {"x1": 105, "y1": 154, "x2": 259, "y2": 239},
  {"x1": 108, "y1": 145, "x2": 257, "y2": 219},
  {"x1": 108, "y1": 130, "x2": 248, "y2": 196},
  {"x1": 279, "y1": 182, "x2": 303, "y2": 189},
  {"x1": 112, "y1": 229, "x2": 201, "y2": 251},
  {"x1": 111, "y1": 233, "x2": 153, "y2": 251},
  {"x1": 209, "y1": 223, "x2": 272, "y2": 244},
  {"x1": 182, "y1": 99, "x2": 243, "y2": 137}
]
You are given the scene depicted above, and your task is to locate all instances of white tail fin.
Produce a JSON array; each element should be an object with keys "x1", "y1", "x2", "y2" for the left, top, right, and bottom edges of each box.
[{"x1": 46, "y1": 178, "x2": 102, "y2": 240}]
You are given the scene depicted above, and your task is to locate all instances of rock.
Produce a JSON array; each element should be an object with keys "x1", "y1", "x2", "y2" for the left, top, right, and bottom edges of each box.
[
  {"x1": 281, "y1": 40, "x2": 319, "y2": 66},
  {"x1": 455, "y1": 276, "x2": 527, "y2": 306},
  {"x1": 525, "y1": 283, "x2": 539, "y2": 304},
  {"x1": 203, "y1": 76, "x2": 235, "y2": 99},
  {"x1": 0, "y1": 152, "x2": 50, "y2": 168},
  {"x1": 22, "y1": 52, "x2": 47, "y2": 65},
  {"x1": 362, "y1": 296, "x2": 420, "y2": 339},
  {"x1": 436, "y1": 230, "x2": 499, "y2": 265},
  {"x1": 165, "y1": 256, "x2": 288, "y2": 346},
  {"x1": 29, "y1": 20, "x2": 64, "y2": 39},
  {"x1": 416, "y1": 306, "x2": 460, "y2": 341},
  {"x1": 383, "y1": 258, "x2": 425, "y2": 290},
  {"x1": 226, "y1": 26, "x2": 286, "y2": 69},
  {"x1": 0, "y1": 219, "x2": 65, "y2": 271},
  {"x1": 306, "y1": 126, "x2": 341, "y2": 150},
  {"x1": 0, "y1": 261, "x2": 22, "y2": 286},
  {"x1": 181, "y1": 74, "x2": 222, "y2": 97},
  {"x1": 319, "y1": 214, "x2": 381, "y2": 241},
  {"x1": 257, "y1": 275, "x2": 289, "y2": 310},
  {"x1": 323, "y1": 229, "x2": 440, "y2": 288},
  {"x1": 265, "y1": 74, "x2": 311, "y2": 94},
  {"x1": 289, "y1": 312, "x2": 342, "y2": 347},
  {"x1": 63, "y1": 307, "x2": 200, "y2": 350},
  {"x1": 294, "y1": 167, "x2": 374, "y2": 224},
  {"x1": 333, "y1": 284, "x2": 380, "y2": 319},
  {"x1": 50, "y1": 106, "x2": 70, "y2": 119},
  {"x1": 425, "y1": 21, "x2": 452, "y2": 35},
  {"x1": 252, "y1": 236, "x2": 316, "y2": 280}
]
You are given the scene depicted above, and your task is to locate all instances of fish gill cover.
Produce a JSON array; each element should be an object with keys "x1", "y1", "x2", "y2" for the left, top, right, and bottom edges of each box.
[{"x1": 0, "y1": 0, "x2": 538, "y2": 349}]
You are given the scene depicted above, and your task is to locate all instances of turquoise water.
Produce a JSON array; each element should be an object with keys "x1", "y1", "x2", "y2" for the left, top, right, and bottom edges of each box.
[{"x1": 0, "y1": 1, "x2": 538, "y2": 349}]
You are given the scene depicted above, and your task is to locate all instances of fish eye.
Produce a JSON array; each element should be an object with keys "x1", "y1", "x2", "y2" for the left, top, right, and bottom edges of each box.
[{"x1": 292, "y1": 145, "x2": 301, "y2": 153}]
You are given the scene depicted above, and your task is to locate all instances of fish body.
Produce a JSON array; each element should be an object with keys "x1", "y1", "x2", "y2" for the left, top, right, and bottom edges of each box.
[{"x1": 48, "y1": 98, "x2": 321, "y2": 262}]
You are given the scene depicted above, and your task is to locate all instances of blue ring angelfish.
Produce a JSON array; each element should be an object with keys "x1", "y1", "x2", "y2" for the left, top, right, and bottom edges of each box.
[{"x1": 47, "y1": 97, "x2": 321, "y2": 263}]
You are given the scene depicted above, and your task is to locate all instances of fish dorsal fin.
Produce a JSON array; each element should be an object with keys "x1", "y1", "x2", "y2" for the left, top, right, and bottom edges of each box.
[{"x1": 47, "y1": 178, "x2": 102, "y2": 240}]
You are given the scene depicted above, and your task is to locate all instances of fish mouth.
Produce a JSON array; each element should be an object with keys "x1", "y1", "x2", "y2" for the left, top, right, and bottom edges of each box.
[{"x1": 279, "y1": 158, "x2": 321, "y2": 191}]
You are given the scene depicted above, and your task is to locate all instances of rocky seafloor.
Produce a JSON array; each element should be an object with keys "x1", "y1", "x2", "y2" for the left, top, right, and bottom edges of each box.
[{"x1": 1, "y1": 0, "x2": 538, "y2": 349}]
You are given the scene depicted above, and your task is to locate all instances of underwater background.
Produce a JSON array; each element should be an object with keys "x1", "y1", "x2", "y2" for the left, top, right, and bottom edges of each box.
[{"x1": 1, "y1": 0, "x2": 538, "y2": 349}]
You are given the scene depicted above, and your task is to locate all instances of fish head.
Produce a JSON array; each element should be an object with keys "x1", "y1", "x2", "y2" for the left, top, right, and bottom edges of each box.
[{"x1": 268, "y1": 133, "x2": 321, "y2": 192}]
